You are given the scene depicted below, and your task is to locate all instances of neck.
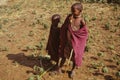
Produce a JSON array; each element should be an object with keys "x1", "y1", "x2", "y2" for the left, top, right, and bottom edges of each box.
[{"x1": 73, "y1": 14, "x2": 81, "y2": 18}]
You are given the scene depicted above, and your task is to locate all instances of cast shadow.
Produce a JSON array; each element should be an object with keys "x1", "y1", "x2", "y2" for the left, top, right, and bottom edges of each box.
[
  {"x1": 104, "y1": 75, "x2": 115, "y2": 80},
  {"x1": 6, "y1": 53, "x2": 54, "y2": 74}
]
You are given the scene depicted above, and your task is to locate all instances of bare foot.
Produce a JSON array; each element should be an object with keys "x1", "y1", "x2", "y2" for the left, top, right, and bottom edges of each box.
[
  {"x1": 76, "y1": 66, "x2": 80, "y2": 69},
  {"x1": 69, "y1": 71, "x2": 75, "y2": 79},
  {"x1": 56, "y1": 67, "x2": 62, "y2": 74}
]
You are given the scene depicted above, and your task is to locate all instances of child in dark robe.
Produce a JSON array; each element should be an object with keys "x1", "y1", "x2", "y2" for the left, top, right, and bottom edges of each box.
[{"x1": 46, "y1": 14, "x2": 61, "y2": 65}]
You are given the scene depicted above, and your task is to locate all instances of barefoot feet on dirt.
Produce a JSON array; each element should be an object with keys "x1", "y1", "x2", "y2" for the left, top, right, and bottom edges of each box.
[{"x1": 69, "y1": 71, "x2": 75, "y2": 79}]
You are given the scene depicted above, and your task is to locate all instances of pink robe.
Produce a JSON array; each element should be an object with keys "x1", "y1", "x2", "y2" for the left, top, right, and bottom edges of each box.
[
  {"x1": 68, "y1": 25, "x2": 88, "y2": 66},
  {"x1": 59, "y1": 14, "x2": 88, "y2": 67}
]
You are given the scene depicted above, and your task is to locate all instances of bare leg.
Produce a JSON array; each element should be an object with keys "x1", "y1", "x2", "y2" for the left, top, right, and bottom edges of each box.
[
  {"x1": 71, "y1": 61, "x2": 76, "y2": 72},
  {"x1": 57, "y1": 57, "x2": 66, "y2": 73},
  {"x1": 49, "y1": 57, "x2": 64, "y2": 75},
  {"x1": 54, "y1": 58, "x2": 59, "y2": 70},
  {"x1": 69, "y1": 53, "x2": 76, "y2": 78},
  {"x1": 60, "y1": 57, "x2": 66, "y2": 67},
  {"x1": 69, "y1": 61, "x2": 75, "y2": 78}
]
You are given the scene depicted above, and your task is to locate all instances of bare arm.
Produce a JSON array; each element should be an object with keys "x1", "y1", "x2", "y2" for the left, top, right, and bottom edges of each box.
[{"x1": 81, "y1": 18, "x2": 86, "y2": 26}]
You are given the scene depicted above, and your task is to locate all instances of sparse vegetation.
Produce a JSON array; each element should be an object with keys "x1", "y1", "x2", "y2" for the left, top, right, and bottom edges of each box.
[
  {"x1": 102, "y1": 66, "x2": 109, "y2": 73},
  {"x1": 35, "y1": 42, "x2": 43, "y2": 50},
  {"x1": 28, "y1": 75, "x2": 41, "y2": 80},
  {"x1": 28, "y1": 31, "x2": 35, "y2": 37},
  {"x1": 115, "y1": 71, "x2": 120, "y2": 79},
  {"x1": 33, "y1": 65, "x2": 44, "y2": 75},
  {"x1": 84, "y1": 14, "x2": 90, "y2": 23},
  {"x1": 0, "y1": 46, "x2": 8, "y2": 51},
  {"x1": 85, "y1": 44, "x2": 90, "y2": 52},
  {"x1": 91, "y1": 16, "x2": 97, "y2": 21},
  {"x1": 104, "y1": 22, "x2": 110, "y2": 30},
  {"x1": 97, "y1": 52, "x2": 104, "y2": 57},
  {"x1": 116, "y1": 60, "x2": 120, "y2": 65},
  {"x1": 91, "y1": 62, "x2": 101, "y2": 69},
  {"x1": 108, "y1": 45, "x2": 114, "y2": 50},
  {"x1": 0, "y1": 0, "x2": 119, "y2": 80},
  {"x1": 0, "y1": 24, "x2": 2, "y2": 29}
]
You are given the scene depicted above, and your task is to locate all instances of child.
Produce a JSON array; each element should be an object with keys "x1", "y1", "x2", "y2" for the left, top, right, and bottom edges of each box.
[
  {"x1": 46, "y1": 14, "x2": 61, "y2": 65},
  {"x1": 58, "y1": 3, "x2": 88, "y2": 78}
]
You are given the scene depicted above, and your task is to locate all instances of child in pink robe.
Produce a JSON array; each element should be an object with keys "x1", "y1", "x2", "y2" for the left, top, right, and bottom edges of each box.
[{"x1": 58, "y1": 3, "x2": 88, "y2": 78}]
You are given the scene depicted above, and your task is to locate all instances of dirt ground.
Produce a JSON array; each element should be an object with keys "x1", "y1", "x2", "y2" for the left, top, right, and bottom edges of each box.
[{"x1": 0, "y1": 0, "x2": 120, "y2": 80}]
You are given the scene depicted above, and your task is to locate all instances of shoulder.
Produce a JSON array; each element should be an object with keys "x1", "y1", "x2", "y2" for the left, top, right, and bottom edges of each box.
[
  {"x1": 64, "y1": 14, "x2": 72, "y2": 22},
  {"x1": 67, "y1": 14, "x2": 72, "y2": 17},
  {"x1": 66, "y1": 14, "x2": 72, "y2": 19}
]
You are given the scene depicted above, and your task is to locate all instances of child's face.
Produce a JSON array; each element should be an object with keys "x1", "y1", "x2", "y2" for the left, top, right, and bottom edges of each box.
[
  {"x1": 52, "y1": 16, "x2": 60, "y2": 26},
  {"x1": 72, "y1": 7, "x2": 81, "y2": 16}
]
